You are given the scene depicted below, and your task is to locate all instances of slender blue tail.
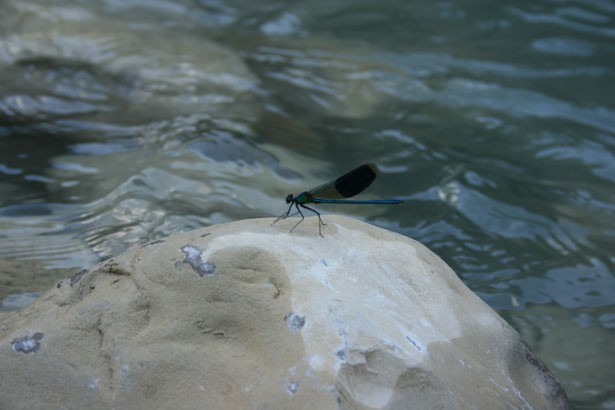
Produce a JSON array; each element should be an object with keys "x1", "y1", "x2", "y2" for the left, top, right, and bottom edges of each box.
[{"x1": 312, "y1": 198, "x2": 403, "y2": 205}]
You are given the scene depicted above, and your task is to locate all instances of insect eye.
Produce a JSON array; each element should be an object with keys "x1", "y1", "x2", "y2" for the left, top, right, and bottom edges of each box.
[{"x1": 285, "y1": 194, "x2": 293, "y2": 204}]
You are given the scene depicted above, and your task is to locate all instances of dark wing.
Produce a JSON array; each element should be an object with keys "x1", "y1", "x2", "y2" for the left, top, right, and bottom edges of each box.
[{"x1": 309, "y1": 163, "x2": 379, "y2": 199}]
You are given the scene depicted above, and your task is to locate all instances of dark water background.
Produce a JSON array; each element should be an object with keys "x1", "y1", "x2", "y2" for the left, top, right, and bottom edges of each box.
[{"x1": 0, "y1": 0, "x2": 614, "y2": 407}]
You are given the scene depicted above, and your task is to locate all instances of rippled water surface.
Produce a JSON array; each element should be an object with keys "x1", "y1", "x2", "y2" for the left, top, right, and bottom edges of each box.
[{"x1": 1, "y1": 0, "x2": 614, "y2": 407}]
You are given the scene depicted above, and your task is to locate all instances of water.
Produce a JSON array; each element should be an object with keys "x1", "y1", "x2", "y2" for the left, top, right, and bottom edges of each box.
[{"x1": 0, "y1": 0, "x2": 613, "y2": 407}]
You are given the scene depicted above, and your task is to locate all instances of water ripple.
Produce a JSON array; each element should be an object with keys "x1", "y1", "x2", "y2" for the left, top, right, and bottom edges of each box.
[{"x1": 0, "y1": 0, "x2": 613, "y2": 406}]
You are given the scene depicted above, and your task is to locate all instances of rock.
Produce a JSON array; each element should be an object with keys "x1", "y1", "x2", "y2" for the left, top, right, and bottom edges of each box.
[{"x1": 0, "y1": 216, "x2": 568, "y2": 409}]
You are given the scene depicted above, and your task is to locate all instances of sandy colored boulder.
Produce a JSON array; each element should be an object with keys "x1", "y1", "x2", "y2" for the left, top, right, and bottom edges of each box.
[{"x1": 0, "y1": 216, "x2": 568, "y2": 409}]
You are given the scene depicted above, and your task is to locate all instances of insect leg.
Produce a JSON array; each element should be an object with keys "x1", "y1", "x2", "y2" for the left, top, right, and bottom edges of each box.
[
  {"x1": 299, "y1": 204, "x2": 326, "y2": 238},
  {"x1": 289, "y1": 203, "x2": 305, "y2": 233},
  {"x1": 273, "y1": 202, "x2": 295, "y2": 225}
]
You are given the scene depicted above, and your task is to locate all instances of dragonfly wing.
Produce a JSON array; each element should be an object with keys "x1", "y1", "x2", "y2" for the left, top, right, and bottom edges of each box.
[
  {"x1": 307, "y1": 163, "x2": 380, "y2": 199},
  {"x1": 334, "y1": 163, "x2": 379, "y2": 197},
  {"x1": 307, "y1": 180, "x2": 340, "y2": 199}
]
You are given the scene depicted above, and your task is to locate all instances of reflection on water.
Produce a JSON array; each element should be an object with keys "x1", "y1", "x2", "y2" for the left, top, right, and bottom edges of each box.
[{"x1": 0, "y1": 0, "x2": 613, "y2": 407}]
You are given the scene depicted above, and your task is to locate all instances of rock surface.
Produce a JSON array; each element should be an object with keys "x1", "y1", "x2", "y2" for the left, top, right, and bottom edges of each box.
[{"x1": 0, "y1": 216, "x2": 568, "y2": 409}]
